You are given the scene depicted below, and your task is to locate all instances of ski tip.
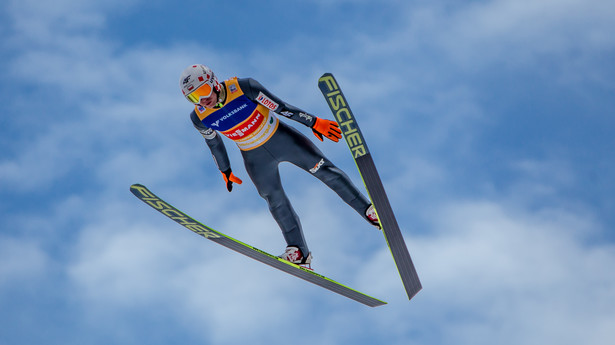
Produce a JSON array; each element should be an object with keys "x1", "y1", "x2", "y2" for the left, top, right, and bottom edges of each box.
[
  {"x1": 129, "y1": 183, "x2": 148, "y2": 196},
  {"x1": 319, "y1": 72, "x2": 334, "y2": 79}
]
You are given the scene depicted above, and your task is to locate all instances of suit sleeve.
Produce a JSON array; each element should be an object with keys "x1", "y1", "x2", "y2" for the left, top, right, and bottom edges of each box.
[
  {"x1": 238, "y1": 78, "x2": 317, "y2": 127},
  {"x1": 190, "y1": 110, "x2": 231, "y2": 173}
]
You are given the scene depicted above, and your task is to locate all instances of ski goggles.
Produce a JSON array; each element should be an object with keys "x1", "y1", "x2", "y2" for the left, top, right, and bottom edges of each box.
[{"x1": 185, "y1": 83, "x2": 213, "y2": 104}]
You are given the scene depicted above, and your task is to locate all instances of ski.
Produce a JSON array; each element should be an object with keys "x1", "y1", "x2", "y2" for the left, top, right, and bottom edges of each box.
[
  {"x1": 130, "y1": 184, "x2": 386, "y2": 307},
  {"x1": 318, "y1": 73, "x2": 422, "y2": 300}
]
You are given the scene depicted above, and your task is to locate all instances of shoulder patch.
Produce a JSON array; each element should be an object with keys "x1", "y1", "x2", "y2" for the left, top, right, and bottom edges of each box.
[{"x1": 256, "y1": 92, "x2": 279, "y2": 111}]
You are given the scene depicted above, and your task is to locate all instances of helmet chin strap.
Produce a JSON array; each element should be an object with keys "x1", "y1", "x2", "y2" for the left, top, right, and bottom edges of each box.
[{"x1": 215, "y1": 85, "x2": 226, "y2": 108}]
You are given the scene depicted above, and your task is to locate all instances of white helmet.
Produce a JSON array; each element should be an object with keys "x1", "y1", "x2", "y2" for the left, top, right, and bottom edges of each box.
[{"x1": 179, "y1": 64, "x2": 221, "y2": 104}]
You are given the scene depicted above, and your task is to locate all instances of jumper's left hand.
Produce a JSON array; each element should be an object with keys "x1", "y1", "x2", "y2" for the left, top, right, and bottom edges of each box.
[
  {"x1": 312, "y1": 117, "x2": 342, "y2": 142},
  {"x1": 221, "y1": 169, "x2": 243, "y2": 192}
]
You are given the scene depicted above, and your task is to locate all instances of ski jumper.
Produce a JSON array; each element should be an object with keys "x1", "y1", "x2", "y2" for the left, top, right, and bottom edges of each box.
[{"x1": 190, "y1": 77, "x2": 371, "y2": 256}]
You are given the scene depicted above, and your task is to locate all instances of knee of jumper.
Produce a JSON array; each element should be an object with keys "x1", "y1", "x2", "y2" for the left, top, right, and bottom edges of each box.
[
  {"x1": 314, "y1": 164, "x2": 346, "y2": 183},
  {"x1": 258, "y1": 188, "x2": 288, "y2": 207}
]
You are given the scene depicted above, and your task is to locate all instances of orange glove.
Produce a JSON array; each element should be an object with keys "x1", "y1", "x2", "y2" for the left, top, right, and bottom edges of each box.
[
  {"x1": 221, "y1": 169, "x2": 242, "y2": 192},
  {"x1": 311, "y1": 117, "x2": 342, "y2": 142}
]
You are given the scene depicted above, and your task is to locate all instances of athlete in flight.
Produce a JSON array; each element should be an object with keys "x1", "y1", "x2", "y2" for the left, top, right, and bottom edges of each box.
[{"x1": 180, "y1": 64, "x2": 379, "y2": 266}]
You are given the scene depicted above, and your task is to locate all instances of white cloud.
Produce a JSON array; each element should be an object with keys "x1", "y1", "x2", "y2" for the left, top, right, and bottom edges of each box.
[
  {"x1": 0, "y1": 236, "x2": 48, "y2": 288},
  {"x1": 411, "y1": 199, "x2": 615, "y2": 345},
  {"x1": 7, "y1": 0, "x2": 139, "y2": 41},
  {"x1": 304, "y1": 0, "x2": 615, "y2": 103},
  {"x1": 408, "y1": 0, "x2": 615, "y2": 66},
  {"x1": 1, "y1": 34, "x2": 213, "y2": 192}
]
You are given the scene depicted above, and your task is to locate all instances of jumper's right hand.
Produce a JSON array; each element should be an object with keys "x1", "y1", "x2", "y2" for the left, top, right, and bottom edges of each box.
[
  {"x1": 311, "y1": 117, "x2": 342, "y2": 142},
  {"x1": 221, "y1": 169, "x2": 242, "y2": 192}
]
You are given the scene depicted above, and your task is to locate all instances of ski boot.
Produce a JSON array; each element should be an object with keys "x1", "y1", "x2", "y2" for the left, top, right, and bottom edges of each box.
[
  {"x1": 365, "y1": 204, "x2": 381, "y2": 229},
  {"x1": 278, "y1": 246, "x2": 313, "y2": 269}
]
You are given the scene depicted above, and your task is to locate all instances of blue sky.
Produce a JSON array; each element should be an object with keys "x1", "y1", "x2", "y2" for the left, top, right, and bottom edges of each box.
[{"x1": 1, "y1": 0, "x2": 614, "y2": 344}]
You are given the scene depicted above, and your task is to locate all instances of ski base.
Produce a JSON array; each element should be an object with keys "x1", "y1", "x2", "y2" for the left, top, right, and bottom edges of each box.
[{"x1": 130, "y1": 184, "x2": 386, "y2": 307}]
